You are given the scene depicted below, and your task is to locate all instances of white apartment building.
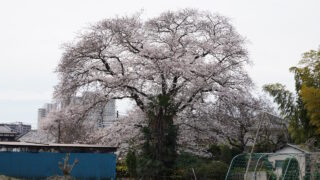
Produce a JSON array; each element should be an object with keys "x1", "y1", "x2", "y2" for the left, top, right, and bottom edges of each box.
[{"x1": 37, "y1": 97, "x2": 117, "y2": 129}]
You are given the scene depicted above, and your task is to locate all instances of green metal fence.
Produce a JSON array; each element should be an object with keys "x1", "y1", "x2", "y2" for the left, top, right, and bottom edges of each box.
[{"x1": 225, "y1": 153, "x2": 312, "y2": 180}]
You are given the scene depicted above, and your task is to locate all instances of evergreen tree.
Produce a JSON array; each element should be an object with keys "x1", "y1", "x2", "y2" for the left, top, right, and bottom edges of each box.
[{"x1": 263, "y1": 48, "x2": 320, "y2": 144}]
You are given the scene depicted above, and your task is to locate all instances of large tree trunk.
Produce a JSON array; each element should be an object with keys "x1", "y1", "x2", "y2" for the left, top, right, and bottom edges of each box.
[{"x1": 144, "y1": 104, "x2": 178, "y2": 178}]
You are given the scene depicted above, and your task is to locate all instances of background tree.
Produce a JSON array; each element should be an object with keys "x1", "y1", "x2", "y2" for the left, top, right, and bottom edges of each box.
[
  {"x1": 213, "y1": 92, "x2": 264, "y2": 152},
  {"x1": 297, "y1": 50, "x2": 320, "y2": 134},
  {"x1": 84, "y1": 107, "x2": 145, "y2": 157},
  {"x1": 54, "y1": 9, "x2": 250, "y2": 176},
  {"x1": 263, "y1": 83, "x2": 311, "y2": 143},
  {"x1": 41, "y1": 93, "x2": 108, "y2": 143},
  {"x1": 175, "y1": 88, "x2": 282, "y2": 155},
  {"x1": 264, "y1": 48, "x2": 320, "y2": 144},
  {"x1": 167, "y1": 87, "x2": 258, "y2": 156}
]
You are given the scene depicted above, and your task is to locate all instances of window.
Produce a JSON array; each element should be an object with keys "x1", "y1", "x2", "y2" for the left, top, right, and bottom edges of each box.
[{"x1": 275, "y1": 160, "x2": 284, "y2": 168}]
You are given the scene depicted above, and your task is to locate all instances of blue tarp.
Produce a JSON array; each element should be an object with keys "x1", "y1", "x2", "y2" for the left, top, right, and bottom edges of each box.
[{"x1": 0, "y1": 152, "x2": 116, "y2": 179}]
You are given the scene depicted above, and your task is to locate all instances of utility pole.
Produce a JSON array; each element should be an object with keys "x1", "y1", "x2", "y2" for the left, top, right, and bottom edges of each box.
[
  {"x1": 57, "y1": 119, "x2": 61, "y2": 143},
  {"x1": 244, "y1": 112, "x2": 266, "y2": 180}
]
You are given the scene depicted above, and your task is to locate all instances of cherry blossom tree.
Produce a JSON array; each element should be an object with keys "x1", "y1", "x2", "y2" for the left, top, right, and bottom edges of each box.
[
  {"x1": 177, "y1": 90, "x2": 270, "y2": 154},
  {"x1": 54, "y1": 9, "x2": 251, "y2": 175},
  {"x1": 87, "y1": 108, "x2": 146, "y2": 158},
  {"x1": 41, "y1": 93, "x2": 107, "y2": 143}
]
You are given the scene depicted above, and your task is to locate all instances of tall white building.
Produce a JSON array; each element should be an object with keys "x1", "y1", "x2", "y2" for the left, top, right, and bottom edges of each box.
[
  {"x1": 37, "y1": 103, "x2": 58, "y2": 129},
  {"x1": 37, "y1": 98, "x2": 117, "y2": 129},
  {"x1": 37, "y1": 108, "x2": 46, "y2": 127},
  {"x1": 100, "y1": 99, "x2": 117, "y2": 127}
]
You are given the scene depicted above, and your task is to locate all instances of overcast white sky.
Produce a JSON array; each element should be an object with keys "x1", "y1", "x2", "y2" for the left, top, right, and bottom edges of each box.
[{"x1": 0, "y1": 0, "x2": 319, "y2": 128}]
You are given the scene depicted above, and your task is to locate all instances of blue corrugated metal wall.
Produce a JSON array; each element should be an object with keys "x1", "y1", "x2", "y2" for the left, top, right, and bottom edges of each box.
[{"x1": 0, "y1": 152, "x2": 116, "y2": 179}]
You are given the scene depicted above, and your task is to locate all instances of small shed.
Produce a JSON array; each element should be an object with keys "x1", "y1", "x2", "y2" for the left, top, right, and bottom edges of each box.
[
  {"x1": 268, "y1": 144, "x2": 309, "y2": 179},
  {"x1": 0, "y1": 142, "x2": 117, "y2": 179}
]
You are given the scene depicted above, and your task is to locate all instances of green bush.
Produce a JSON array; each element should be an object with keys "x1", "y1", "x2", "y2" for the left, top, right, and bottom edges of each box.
[
  {"x1": 208, "y1": 144, "x2": 221, "y2": 160},
  {"x1": 220, "y1": 145, "x2": 233, "y2": 164},
  {"x1": 255, "y1": 141, "x2": 276, "y2": 153},
  {"x1": 125, "y1": 149, "x2": 137, "y2": 177},
  {"x1": 175, "y1": 152, "x2": 228, "y2": 179},
  {"x1": 198, "y1": 161, "x2": 228, "y2": 179},
  {"x1": 208, "y1": 143, "x2": 241, "y2": 164},
  {"x1": 116, "y1": 163, "x2": 129, "y2": 178},
  {"x1": 122, "y1": 151, "x2": 230, "y2": 179},
  {"x1": 176, "y1": 161, "x2": 228, "y2": 179},
  {"x1": 175, "y1": 152, "x2": 205, "y2": 169},
  {"x1": 136, "y1": 157, "x2": 167, "y2": 178}
]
